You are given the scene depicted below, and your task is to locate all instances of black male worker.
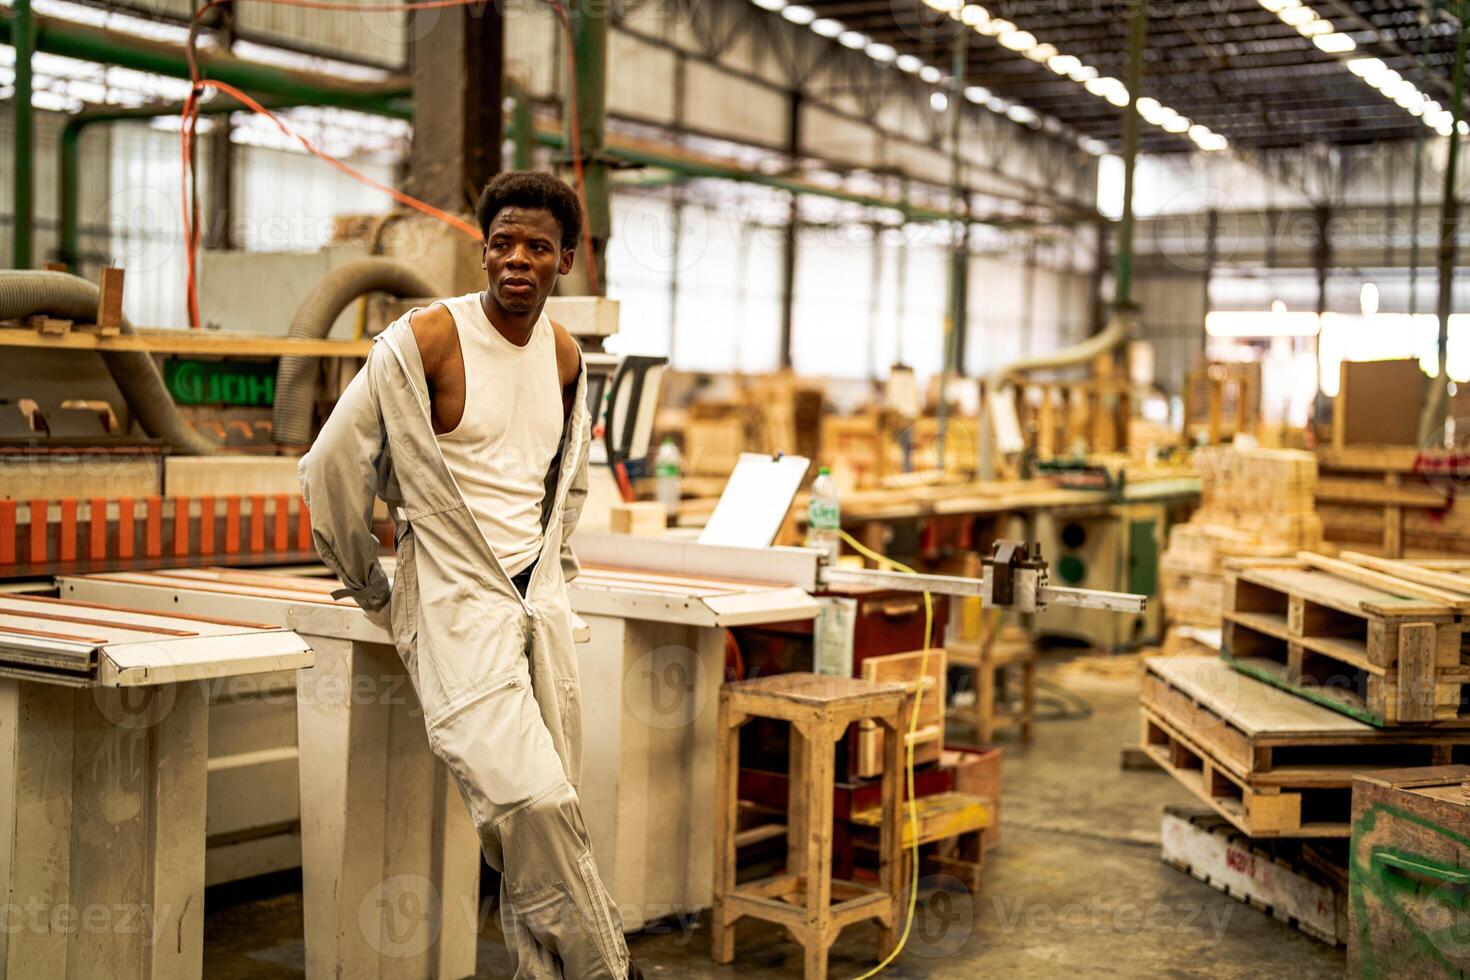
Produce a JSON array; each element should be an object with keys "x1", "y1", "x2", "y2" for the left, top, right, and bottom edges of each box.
[{"x1": 300, "y1": 171, "x2": 641, "y2": 979}]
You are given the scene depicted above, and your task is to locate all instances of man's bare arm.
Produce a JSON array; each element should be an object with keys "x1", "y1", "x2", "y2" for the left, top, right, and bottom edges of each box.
[
  {"x1": 408, "y1": 305, "x2": 464, "y2": 435},
  {"x1": 551, "y1": 320, "x2": 581, "y2": 420}
]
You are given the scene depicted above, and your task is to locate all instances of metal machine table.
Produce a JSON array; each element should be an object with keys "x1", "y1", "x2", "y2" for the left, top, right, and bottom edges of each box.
[
  {"x1": 59, "y1": 568, "x2": 476, "y2": 980},
  {"x1": 0, "y1": 592, "x2": 312, "y2": 980},
  {"x1": 569, "y1": 551, "x2": 819, "y2": 930}
]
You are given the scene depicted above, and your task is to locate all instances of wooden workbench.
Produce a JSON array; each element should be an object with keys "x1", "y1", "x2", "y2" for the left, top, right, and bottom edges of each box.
[{"x1": 675, "y1": 476, "x2": 1200, "y2": 529}]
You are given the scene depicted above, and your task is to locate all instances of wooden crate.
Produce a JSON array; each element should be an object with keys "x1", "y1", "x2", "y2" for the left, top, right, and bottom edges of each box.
[
  {"x1": 942, "y1": 746, "x2": 1002, "y2": 851},
  {"x1": 1142, "y1": 655, "x2": 1470, "y2": 837},
  {"x1": 851, "y1": 791, "x2": 989, "y2": 893},
  {"x1": 1162, "y1": 806, "x2": 1349, "y2": 945},
  {"x1": 1348, "y1": 765, "x2": 1470, "y2": 979},
  {"x1": 855, "y1": 648, "x2": 946, "y2": 778},
  {"x1": 1221, "y1": 554, "x2": 1470, "y2": 726}
]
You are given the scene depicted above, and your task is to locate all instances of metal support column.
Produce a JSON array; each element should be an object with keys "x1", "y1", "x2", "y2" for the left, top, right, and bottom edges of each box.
[
  {"x1": 778, "y1": 89, "x2": 802, "y2": 370},
  {"x1": 508, "y1": 77, "x2": 535, "y2": 171},
  {"x1": 1312, "y1": 202, "x2": 1331, "y2": 414},
  {"x1": 408, "y1": 2, "x2": 503, "y2": 212},
  {"x1": 1202, "y1": 207, "x2": 1219, "y2": 354},
  {"x1": 1021, "y1": 240, "x2": 1038, "y2": 356},
  {"x1": 204, "y1": 4, "x2": 236, "y2": 251},
  {"x1": 12, "y1": 0, "x2": 35, "y2": 269},
  {"x1": 1409, "y1": 0, "x2": 1437, "y2": 318},
  {"x1": 939, "y1": 27, "x2": 970, "y2": 454},
  {"x1": 1420, "y1": 2, "x2": 1470, "y2": 443},
  {"x1": 1114, "y1": 0, "x2": 1148, "y2": 311},
  {"x1": 565, "y1": 0, "x2": 610, "y2": 295}
]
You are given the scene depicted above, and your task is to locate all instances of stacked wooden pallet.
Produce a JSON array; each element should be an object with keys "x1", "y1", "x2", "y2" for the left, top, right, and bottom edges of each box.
[
  {"x1": 1141, "y1": 655, "x2": 1470, "y2": 837},
  {"x1": 1160, "y1": 447, "x2": 1322, "y2": 630},
  {"x1": 1150, "y1": 552, "x2": 1470, "y2": 947},
  {"x1": 1221, "y1": 553, "x2": 1470, "y2": 726},
  {"x1": 1315, "y1": 445, "x2": 1470, "y2": 558}
]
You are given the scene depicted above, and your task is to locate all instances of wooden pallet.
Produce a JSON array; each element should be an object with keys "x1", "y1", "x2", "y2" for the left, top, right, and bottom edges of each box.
[
  {"x1": 1315, "y1": 445, "x2": 1470, "y2": 558},
  {"x1": 1142, "y1": 655, "x2": 1470, "y2": 837},
  {"x1": 1221, "y1": 554, "x2": 1470, "y2": 726},
  {"x1": 1161, "y1": 806, "x2": 1348, "y2": 945},
  {"x1": 1143, "y1": 708, "x2": 1351, "y2": 837}
]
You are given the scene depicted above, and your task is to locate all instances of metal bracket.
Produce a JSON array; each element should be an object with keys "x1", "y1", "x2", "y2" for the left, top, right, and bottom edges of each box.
[{"x1": 816, "y1": 538, "x2": 1147, "y2": 615}]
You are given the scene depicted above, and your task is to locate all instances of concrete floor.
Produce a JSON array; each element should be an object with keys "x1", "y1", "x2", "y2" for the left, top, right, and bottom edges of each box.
[{"x1": 203, "y1": 655, "x2": 1347, "y2": 978}]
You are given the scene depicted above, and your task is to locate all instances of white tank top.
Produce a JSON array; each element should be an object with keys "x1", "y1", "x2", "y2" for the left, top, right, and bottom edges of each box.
[{"x1": 432, "y1": 293, "x2": 563, "y2": 577}]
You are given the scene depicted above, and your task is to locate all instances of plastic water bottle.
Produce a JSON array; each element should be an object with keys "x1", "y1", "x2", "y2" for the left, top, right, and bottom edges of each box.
[
  {"x1": 806, "y1": 467, "x2": 841, "y2": 564},
  {"x1": 655, "y1": 438, "x2": 682, "y2": 517}
]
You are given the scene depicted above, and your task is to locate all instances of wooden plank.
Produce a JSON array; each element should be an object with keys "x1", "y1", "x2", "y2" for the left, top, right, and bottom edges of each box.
[
  {"x1": 75, "y1": 571, "x2": 346, "y2": 606},
  {"x1": 1396, "y1": 623, "x2": 1438, "y2": 724},
  {"x1": 1239, "y1": 565, "x2": 1452, "y2": 618},
  {"x1": 1145, "y1": 655, "x2": 1371, "y2": 737},
  {"x1": 1296, "y1": 551, "x2": 1470, "y2": 611},
  {"x1": 1161, "y1": 808, "x2": 1347, "y2": 946},
  {"x1": 0, "y1": 326, "x2": 374, "y2": 358},
  {"x1": 14, "y1": 591, "x2": 276, "y2": 630},
  {"x1": 1340, "y1": 551, "x2": 1470, "y2": 597},
  {"x1": 855, "y1": 649, "x2": 945, "y2": 777},
  {"x1": 95, "y1": 267, "x2": 125, "y2": 336}
]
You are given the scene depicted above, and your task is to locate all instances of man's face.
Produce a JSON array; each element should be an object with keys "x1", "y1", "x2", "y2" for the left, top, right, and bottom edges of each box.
[{"x1": 481, "y1": 207, "x2": 575, "y2": 314}]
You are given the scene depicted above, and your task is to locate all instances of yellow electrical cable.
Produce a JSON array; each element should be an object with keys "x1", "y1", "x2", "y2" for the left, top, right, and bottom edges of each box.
[{"x1": 836, "y1": 528, "x2": 931, "y2": 980}]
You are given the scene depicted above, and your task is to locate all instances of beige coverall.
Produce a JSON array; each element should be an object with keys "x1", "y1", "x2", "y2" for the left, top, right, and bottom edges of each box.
[{"x1": 299, "y1": 315, "x2": 631, "y2": 978}]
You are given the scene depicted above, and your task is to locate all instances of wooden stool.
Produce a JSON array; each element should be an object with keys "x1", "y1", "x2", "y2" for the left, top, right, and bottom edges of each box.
[
  {"x1": 713, "y1": 672, "x2": 907, "y2": 980},
  {"x1": 947, "y1": 625, "x2": 1037, "y2": 744}
]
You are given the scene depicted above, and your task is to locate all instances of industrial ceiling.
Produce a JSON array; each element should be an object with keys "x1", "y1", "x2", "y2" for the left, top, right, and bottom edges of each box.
[{"x1": 795, "y1": 0, "x2": 1462, "y2": 153}]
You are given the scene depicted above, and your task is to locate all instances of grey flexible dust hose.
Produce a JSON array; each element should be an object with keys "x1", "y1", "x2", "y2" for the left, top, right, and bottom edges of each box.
[
  {"x1": 272, "y1": 258, "x2": 440, "y2": 446},
  {"x1": 978, "y1": 308, "x2": 1135, "y2": 479},
  {"x1": 0, "y1": 270, "x2": 219, "y2": 455}
]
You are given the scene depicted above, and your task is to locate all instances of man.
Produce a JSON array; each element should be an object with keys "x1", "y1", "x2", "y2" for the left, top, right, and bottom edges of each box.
[{"x1": 300, "y1": 171, "x2": 636, "y2": 979}]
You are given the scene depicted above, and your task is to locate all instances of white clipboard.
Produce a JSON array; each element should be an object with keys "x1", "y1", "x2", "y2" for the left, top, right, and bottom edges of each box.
[{"x1": 698, "y1": 453, "x2": 811, "y2": 548}]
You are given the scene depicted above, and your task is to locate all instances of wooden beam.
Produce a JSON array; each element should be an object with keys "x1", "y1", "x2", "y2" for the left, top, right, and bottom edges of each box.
[{"x1": 0, "y1": 327, "x2": 372, "y2": 358}]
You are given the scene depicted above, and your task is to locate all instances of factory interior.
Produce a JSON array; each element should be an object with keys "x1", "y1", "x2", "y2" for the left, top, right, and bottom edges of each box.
[{"x1": 4, "y1": 0, "x2": 1470, "y2": 977}]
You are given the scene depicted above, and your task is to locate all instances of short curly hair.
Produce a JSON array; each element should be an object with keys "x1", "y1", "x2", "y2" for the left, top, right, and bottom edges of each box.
[{"x1": 475, "y1": 171, "x2": 583, "y2": 251}]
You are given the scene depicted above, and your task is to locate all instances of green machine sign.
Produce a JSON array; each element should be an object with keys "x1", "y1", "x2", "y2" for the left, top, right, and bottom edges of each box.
[{"x1": 165, "y1": 359, "x2": 275, "y2": 407}]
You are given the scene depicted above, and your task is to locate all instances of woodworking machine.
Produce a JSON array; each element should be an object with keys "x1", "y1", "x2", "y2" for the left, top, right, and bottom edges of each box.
[{"x1": 572, "y1": 533, "x2": 1147, "y2": 616}]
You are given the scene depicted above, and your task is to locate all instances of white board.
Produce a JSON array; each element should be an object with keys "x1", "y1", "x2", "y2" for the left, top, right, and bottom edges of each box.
[{"x1": 697, "y1": 453, "x2": 809, "y2": 549}]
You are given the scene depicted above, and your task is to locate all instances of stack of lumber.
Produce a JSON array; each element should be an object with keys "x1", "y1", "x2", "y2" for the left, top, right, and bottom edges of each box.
[
  {"x1": 1315, "y1": 445, "x2": 1470, "y2": 558},
  {"x1": 677, "y1": 376, "x2": 825, "y2": 483},
  {"x1": 1160, "y1": 447, "x2": 1322, "y2": 630}
]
